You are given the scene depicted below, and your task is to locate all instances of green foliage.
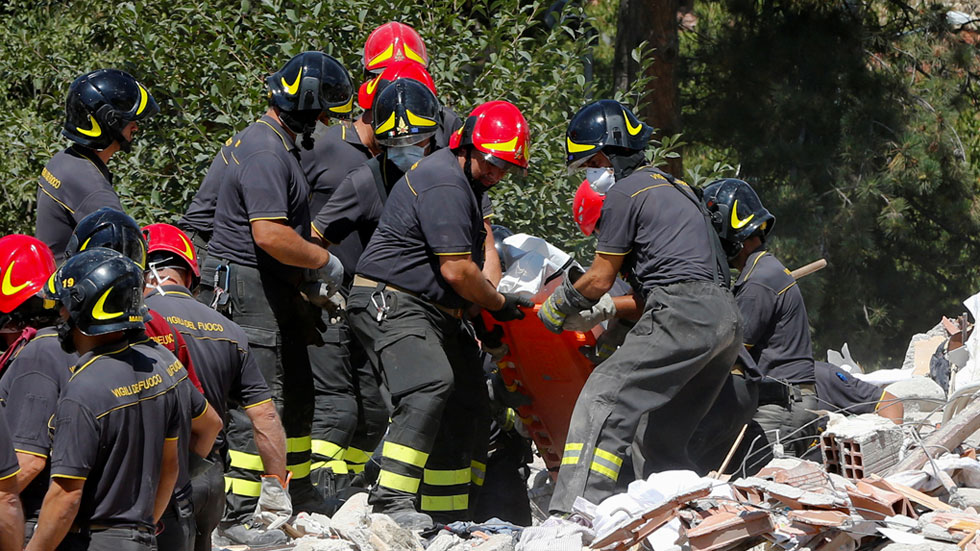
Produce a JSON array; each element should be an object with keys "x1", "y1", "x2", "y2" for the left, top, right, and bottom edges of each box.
[
  {"x1": 0, "y1": 0, "x2": 660, "y2": 263},
  {"x1": 681, "y1": 0, "x2": 980, "y2": 366}
]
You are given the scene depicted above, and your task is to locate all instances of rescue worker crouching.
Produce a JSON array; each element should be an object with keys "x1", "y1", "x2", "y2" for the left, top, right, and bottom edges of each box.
[
  {"x1": 36, "y1": 69, "x2": 158, "y2": 258},
  {"x1": 702, "y1": 179, "x2": 818, "y2": 470},
  {"x1": 192, "y1": 51, "x2": 355, "y2": 546},
  {"x1": 25, "y1": 248, "x2": 197, "y2": 551},
  {"x1": 142, "y1": 223, "x2": 287, "y2": 551},
  {"x1": 347, "y1": 100, "x2": 532, "y2": 529},
  {"x1": 542, "y1": 100, "x2": 742, "y2": 513}
]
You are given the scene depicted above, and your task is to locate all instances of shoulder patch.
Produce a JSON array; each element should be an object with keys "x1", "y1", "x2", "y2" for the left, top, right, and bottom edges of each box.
[{"x1": 41, "y1": 167, "x2": 62, "y2": 189}]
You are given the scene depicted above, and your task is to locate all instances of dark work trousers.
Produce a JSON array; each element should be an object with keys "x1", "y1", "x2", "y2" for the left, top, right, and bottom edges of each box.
[
  {"x1": 685, "y1": 373, "x2": 761, "y2": 477},
  {"x1": 63, "y1": 527, "x2": 158, "y2": 551},
  {"x1": 198, "y1": 257, "x2": 322, "y2": 523},
  {"x1": 190, "y1": 453, "x2": 225, "y2": 551},
  {"x1": 309, "y1": 313, "x2": 387, "y2": 497},
  {"x1": 156, "y1": 482, "x2": 195, "y2": 551},
  {"x1": 751, "y1": 382, "x2": 820, "y2": 468},
  {"x1": 550, "y1": 281, "x2": 742, "y2": 513},
  {"x1": 347, "y1": 285, "x2": 490, "y2": 524},
  {"x1": 472, "y1": 428, "x2": 533, "y2": 525}
]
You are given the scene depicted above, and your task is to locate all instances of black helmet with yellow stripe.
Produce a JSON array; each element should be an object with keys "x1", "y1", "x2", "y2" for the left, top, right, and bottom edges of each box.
[
  {"x1": 372, "y1": 78, "x2": 440, "y2": 147},
  {"x1": 65, "y1": 208, "x2": 147, "y2": 268},
  {"x1": 565, "y1": 100, "x2": 653, "y2": 170},
  {"x1": 702, "y1": 178, "x2": 775, "y2": 259},
  {"x1": 62, "y1": 69, "x2": 159, "y2": 152},
  {"x1": 52, "y1": 247, "x2": 149, "y2": 338},
  {"x1": 267, "y1": 51, "x2": 354, "y2": 141}
]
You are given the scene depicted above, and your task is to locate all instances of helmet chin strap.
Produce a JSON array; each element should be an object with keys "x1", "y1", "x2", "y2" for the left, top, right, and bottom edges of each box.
[{"x1": 462, "y1": 148, "x2": 486, "y2": 196}]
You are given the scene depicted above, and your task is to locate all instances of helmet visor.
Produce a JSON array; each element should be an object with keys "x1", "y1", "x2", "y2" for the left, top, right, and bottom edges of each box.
[
  {"x1": 377, "y1": 130, "x2": 436, "y2": 148},
  {"x1": 485, "y1": 153, "x2": 528, "y2": 177}
]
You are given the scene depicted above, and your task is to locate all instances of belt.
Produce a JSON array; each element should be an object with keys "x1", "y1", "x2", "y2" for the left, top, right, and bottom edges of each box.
[
  {"x1": 69, "y1": 523, "x2": 155, "y2": 534},
  {"x1": 353, "y1": 275, "x2": 465, "y2": 319}
]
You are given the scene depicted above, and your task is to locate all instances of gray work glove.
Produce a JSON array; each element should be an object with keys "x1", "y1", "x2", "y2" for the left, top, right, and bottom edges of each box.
[
  {"x1": 538, "y1": 276, "x2": 598, "y2": 334},
  {"x1": 252, "y1": 473, "x2": 292, "y2": 530},
  {"x1": 317, "y1": 253, "x2": 345, "y2": 296},
  {"x1": 564, "y1": 293, "x2": 617, "y2": 332},
  {"x1": 300, "y1": 281, "x2": 347, "y2": 319},
  {"x1": 580, "y1": 319, "x2": 632, "y2": 365}
]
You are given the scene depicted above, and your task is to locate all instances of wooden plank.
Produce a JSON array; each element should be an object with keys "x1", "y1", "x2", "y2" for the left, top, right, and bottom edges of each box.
[{"x1": 889, "y1": 395, "x2": 980, "y2": 474}]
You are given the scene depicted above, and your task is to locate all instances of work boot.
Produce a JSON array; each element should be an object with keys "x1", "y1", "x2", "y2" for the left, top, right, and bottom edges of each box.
[
  {"x1": 290, "y1": 478, "x2": 334, "y2": 515},
  {"x1": 387, "y1": 509, "x2": 434, "y2": 531},
  {"x1": 213, "y1": 522, "x2": 288, "y2": 546}
]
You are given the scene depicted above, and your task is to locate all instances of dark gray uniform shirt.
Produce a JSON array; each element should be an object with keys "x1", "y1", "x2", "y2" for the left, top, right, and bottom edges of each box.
[
  {"x1": 36, "y1": 146, "x2": 120, "y2": 258},
  {"x1": 302, "y1": 124, "x2": 373, "y2": 277},
  {"x1": 178, "y1": 127, "x2": 250, "y2": 239},
  {"x1": 145, "y1": 284, "x2": 273, "y2": 450},
  {"x1": 595, "y1": 167, "x2": 715, "y2": 297},
  {"x1": 314, "y1": 154, "x2": 492, "y2": 278},
  {"x1": 0, "y1": 328, "x2": 76, "y2": 520},
  {"x1": 50, "y1": 335, "x2": 194, "y2": 528},
  {"x1": 356, "y1": 148, "x2": 487, "y2": 310},
  {"x1": 207, "y1": 115, "x2": 312, "y2": 278},
  {"x1": 734, "y1": 249, "x2": 815, "y2": 384},
  {"x1": 814, "y1": 361, "x2": 882, "y2": 414}
]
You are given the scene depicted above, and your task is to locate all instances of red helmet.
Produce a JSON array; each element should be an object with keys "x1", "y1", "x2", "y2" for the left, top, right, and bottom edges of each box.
[
  {"x1": 143, "y1": 223, "x2": 200, "y2": 281},
  {"x1": 573, "y1": 179, "x2": 605, "y2": 236},
  {"x1": 449, "y1": 100, "x2": 530, "y2": 171},
  {"x1": 0, "y1": 235, "x2": 57, "y2": 313},
  {"x1": 357, "y1": 60, "x2": 437, "y2": 111},
  {"x1": 363, "y1": 22, "x2": 428, "y2": 74}
]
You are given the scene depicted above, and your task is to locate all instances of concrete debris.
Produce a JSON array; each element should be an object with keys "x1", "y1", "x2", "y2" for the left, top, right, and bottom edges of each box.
[
  {"x1": 515, "y1": 517, "x2": 593, "y2": 551},
  {"x1": 368, "y1": 514, "x2": 425, "y2": 551},
  {"x1": 884, "y1": 377, "x2": 947, "y2": 418},
  {"x1": 291, "y1": 537, "x2": 358, "y2": 551},
  {"x1": 330, "y1": 492, "x2": 371, "y2": 531}
]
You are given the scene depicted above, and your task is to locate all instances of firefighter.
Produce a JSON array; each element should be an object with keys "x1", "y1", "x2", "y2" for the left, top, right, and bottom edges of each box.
[
  {"x1": 306, "y1": 78, "x2": 449, "y2": 501},
  {"x1": 25, "y1": 248, "x2": 195, "y2": 551},
  {"x1": 542, "y1": 100, "x2": 741, "y2": 513},
  {"x1": 0, "y1": 236, "x2": 62, "y2": 542},
  {"x1": 346, "y1": 100, "x2": 531, "y2": 529},
  {"x1": 62, "y1": 209, "x2": 222, "y2": 550},
  {"x1": 36, "y1": 69, "x2": 158, "y2": 258},
  {"x1": 192, "y1": 51, "x2": 354, "y2": 546},
  {"x1": 142, "y1": 223, "x2": 286, "y2": 550},
  {"x1": 360, "y1": 21, "x2": 461, "y2": 148},
  {"x1": 702, "y1": 179, "x2": 819, "y2": 466}
]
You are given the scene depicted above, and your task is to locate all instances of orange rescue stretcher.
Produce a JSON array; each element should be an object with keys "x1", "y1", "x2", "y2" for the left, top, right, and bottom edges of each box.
[{"x1": 481, "y1": 305, "x2": 602, "y2": 475}]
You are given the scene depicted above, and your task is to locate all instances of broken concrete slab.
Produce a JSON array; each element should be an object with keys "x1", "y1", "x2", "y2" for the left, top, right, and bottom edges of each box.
[
  {"x1": 330, "y1": 492, "x2": 371, "y2": 532},
  {"x1": 884, "y1": 377, "x2": 947, "y2": 418},
  {"x1": 368, "y1": 514, "x2": 424, "y2": 551}
]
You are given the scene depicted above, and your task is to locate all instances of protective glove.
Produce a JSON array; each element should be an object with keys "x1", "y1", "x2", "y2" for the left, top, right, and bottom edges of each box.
[
  {"x1": 317, "y1": 253, "x2": 345, "y2": 296},
  {"x1": 580, "y1": 319, "x2": 632, "y2": 364},
  {"x1": 538, "y1": 276, "x2": 599, "y2": 334},
  {"x1": 490, "y1": 293, "x2": 534, "y2": 322},
  {"x1": 564, "y1": 293, "x2": 617, "y2": 332},
  {"x1": 300, "y1": 281, "x2": 347, "y2": 319},
  {"x1": 252, "y1": 472, "x2": 293, "y2": 530}
]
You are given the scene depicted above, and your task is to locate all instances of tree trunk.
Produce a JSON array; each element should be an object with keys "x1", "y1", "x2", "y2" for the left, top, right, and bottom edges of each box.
[{"x1": 613, "y1": 0, "x2": 684, "y2": 177}]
